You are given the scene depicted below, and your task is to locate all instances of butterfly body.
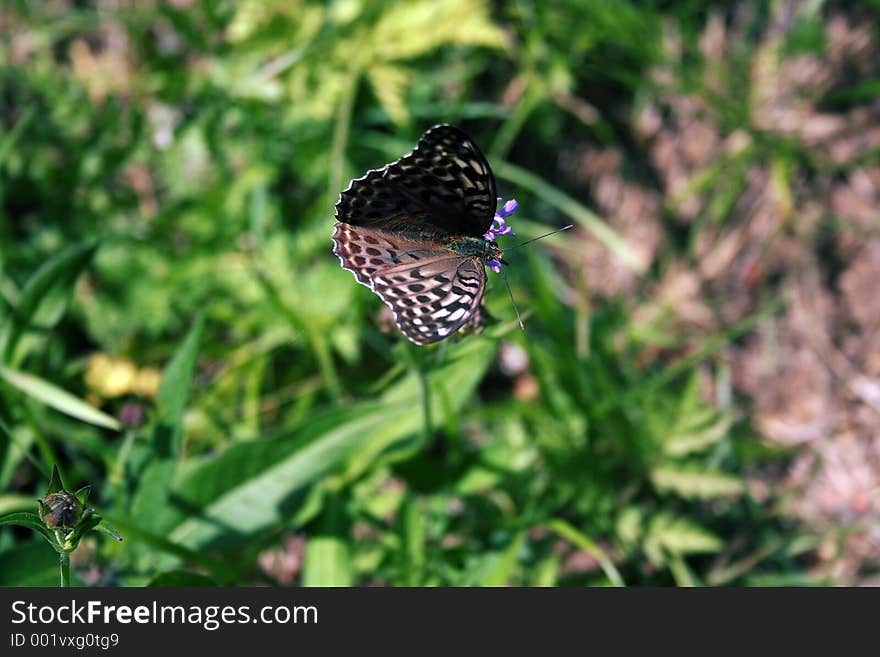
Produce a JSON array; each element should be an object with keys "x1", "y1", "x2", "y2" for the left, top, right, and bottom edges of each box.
[
  {"x1": 332, "y1": 124, "x2": 505, "y2": 345},
  {"x1": 444, "y1": 235, "x2": 503, "y2": 261}
]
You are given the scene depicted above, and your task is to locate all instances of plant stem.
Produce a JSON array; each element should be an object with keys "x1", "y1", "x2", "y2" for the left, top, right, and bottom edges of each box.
[
  {"x1": 402, "y1": 343, "x2": 431, "y2": 442},
  {"x1": 110, "y1": 428, "x2": 137, "y2": 502},
  {"x1": 329, "y1": 69, "x2": 359, "y2": 199},
  {"x1": 489, "y1": 74, "x2": 542, "y2": 161},
  {"x1": 417, "y1": 362, "x2": 431, "y2": 443},
  {"x1": 59, "y1": 551, "x2": 70, "y2": 587},
  {"x1": 308, "y1": 327, "x2": 343, "y2": 401}
]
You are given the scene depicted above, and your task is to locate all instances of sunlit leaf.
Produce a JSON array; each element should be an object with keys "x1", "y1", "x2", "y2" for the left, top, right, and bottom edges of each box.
[
  {"x1": 651, "y1": 466, "x2": 744, "y2": 499},
  {"x1": 0, "y1": 367, "x2": 121, "y2": 431}
]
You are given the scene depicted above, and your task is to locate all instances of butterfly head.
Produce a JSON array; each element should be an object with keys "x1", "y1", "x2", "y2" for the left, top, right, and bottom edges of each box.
[{"x1": 483, "y1": 241, "x2": 506, "y2": 273}]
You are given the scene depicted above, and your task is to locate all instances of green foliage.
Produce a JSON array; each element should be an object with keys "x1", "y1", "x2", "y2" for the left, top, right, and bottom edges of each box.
[{"x1": 0, "y1": 0, "x2": 816, "y2": 586}]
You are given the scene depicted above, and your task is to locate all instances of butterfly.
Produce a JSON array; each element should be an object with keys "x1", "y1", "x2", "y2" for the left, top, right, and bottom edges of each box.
[{"x1": 332, "y1": 124, "x2": 514, "y2": 345}]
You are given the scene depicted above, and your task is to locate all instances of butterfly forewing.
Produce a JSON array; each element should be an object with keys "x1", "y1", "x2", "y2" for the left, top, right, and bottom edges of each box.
[
  {"x1": 332, "y1": 223, "x2": 487, "y2": 345},
  {"x1": 335, "y1": 124, "x2": 497, "y2": 238}
]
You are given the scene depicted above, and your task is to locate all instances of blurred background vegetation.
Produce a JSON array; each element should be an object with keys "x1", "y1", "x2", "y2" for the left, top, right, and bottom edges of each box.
[{"x1": 2, "y1": 0, "x2": 879, "y2": 586}]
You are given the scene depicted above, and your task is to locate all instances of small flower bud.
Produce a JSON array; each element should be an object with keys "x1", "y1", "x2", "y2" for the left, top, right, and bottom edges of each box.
[
  {"x1": 39, "y1": 492, "x2": 83, "y2": 529},
  {"x1": 119, "y1": 402, "x2": 145, "y2": 429}
]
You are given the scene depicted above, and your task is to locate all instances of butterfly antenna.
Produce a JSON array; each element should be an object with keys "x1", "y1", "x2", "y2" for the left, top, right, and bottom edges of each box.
[
  {"x1": 500, "y1": 269, "x2": 525, "y2": 332},
  {"x1": 505, "y1": 224, "x2": 574, "y2": 252}
]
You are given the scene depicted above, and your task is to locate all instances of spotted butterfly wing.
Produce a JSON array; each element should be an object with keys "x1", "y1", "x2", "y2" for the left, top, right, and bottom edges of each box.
[
  {"x1": 334, "y1": 124, "x2": 497, "y2": 238},
  {"x1": 332, "y1": 125, "x2": 499, "y2": 345}
]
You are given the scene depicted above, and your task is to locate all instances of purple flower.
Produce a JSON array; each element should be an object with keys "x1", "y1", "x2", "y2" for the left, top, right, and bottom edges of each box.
[
  {"x1": 484, "y1": 198, "x2": 518, "y2": 242},
  {"x1": 483, "y1": 197, "x2": 518, "y2": 274},
  {"x1": 119, "y1": 402, "x2": 145, "y2": 429},
  {"x1": 498, "y1": 199, "x2": 519, "y2": 219}
]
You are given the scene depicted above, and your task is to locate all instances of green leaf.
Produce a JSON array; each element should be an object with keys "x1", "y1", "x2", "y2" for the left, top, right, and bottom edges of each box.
[
  {"x1": 664, "y1": 412, "x2": 732, "y2": 457},
  {"x1": 156, "y1": 311, "x2": 206, "y2": 429},
  {"x1": 480, "y1": 531, "x2": 526, "y2": 586},
  {"x1": 0, "y1": 511, "x2": 57, "y2": 549},
  {"x1": 646, "y1": 514, "x2": 722, "y2": 560},
  {"x1": 74, "y1": 484, "x2": 92, "y2": 507},
  {"x1": 46, "y1": 464, "x2": 65, "y2": 494},
  {"x1": 129, "y1": 313, "x2": 206, "y2": 554},
  {"x1": 669, "y1": 554, "x2": 703, "y2": 587},
  {"x1": 399, "y1": 497, "x2": 426, "y2": 586},
  {"x1": 650, "y1": 466, "x2": 744, "y2": 499},
  {"x1": 532, "y1": 554, "x2": 561, "y2": 587},
  {"x1": 664, "y1": 417, "x2": 732, "y2": 457},
  {"x1": 302, "y1": 534, "x2": 352, "y2": 586},
  {"x1": 0, "y1": 367, "x2": 122, "y2": 431},
  {"x1": 302, "y1": 493, "x2": 352, "y2": 587},
  {"x1": 95, "y1": 518, "x2": 123, "y2": 543},
  {"x1": 167, "y1": 403, "x2": 395, "y2": 550},
  {"x1": 367, "y1": 65, "x2": 412, "y2": 125},
  {"x1": 0, "y1": 494, "x2": 35, "y2": 516},
  {"x1": 371, "y1": 0, "x2": 507, "y2": 62},
  {"x1": 0, "y1": 240, "x2": 99, "y2": 366}
]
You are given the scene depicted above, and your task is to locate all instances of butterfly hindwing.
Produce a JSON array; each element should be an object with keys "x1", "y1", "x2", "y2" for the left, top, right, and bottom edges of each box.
[
  {"x1": 332, "y1": 222, "x2": 488, "y2": 345},
  {"x1": 335, "y1": 124, "x2": 497, "y2": 238}
]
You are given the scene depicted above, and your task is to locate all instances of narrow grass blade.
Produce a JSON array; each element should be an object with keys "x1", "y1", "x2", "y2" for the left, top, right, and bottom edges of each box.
[
  {"x1": 495, "y1": 161, "x2": 641, "y2": 270},
  {"x1": 544, "y1": 518, "x2": 625, "y2": 587},
  {"x1": 0, "y1": 366, "x2": 121, "y2": 431}
]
